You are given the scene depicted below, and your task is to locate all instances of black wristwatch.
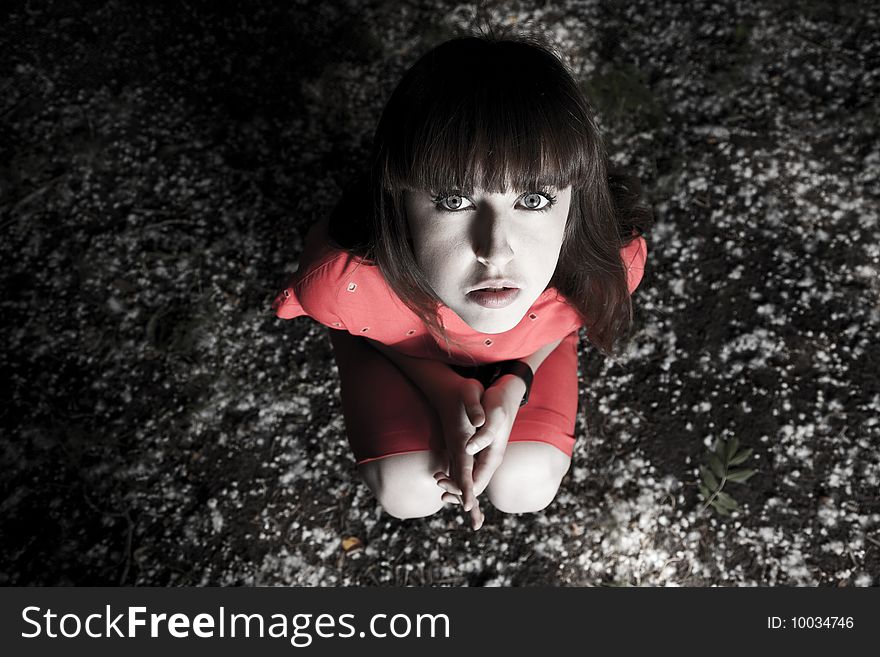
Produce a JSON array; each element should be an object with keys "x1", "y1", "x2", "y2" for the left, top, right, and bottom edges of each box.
[{"x1": 488, "y1": 360, "x2": 534, "y2": 406}]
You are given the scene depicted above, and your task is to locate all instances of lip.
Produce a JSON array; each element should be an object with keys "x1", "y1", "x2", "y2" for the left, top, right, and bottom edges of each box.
[
  {"x1": 468, "y1": 279, "x2": 520, "y2": 293},
  {"x1": 466, "y1": 287, "x2": 521, "y2": 309}
]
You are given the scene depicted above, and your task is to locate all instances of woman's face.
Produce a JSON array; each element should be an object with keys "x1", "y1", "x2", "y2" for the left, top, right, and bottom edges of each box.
[{"x1": 403, "y1": 185, "x2": 572, "y2": 334}]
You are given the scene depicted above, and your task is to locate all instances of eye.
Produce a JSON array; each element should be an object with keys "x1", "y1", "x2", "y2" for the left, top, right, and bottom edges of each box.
[
  {"x1": 431, "y1": 193, "x2": 474, "y2": 212},
  {"x1": 518, "y1": 191, "x2": 556, "y2": 211}
]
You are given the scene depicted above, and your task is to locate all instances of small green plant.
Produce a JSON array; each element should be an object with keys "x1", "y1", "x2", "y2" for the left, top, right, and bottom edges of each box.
[{"x1": 697, "y1": 437, "x2": 757, "y2": 516}]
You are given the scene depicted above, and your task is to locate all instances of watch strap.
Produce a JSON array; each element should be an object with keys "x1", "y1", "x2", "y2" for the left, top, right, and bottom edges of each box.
[{"x1": 490, "y1": 360, "x2": 534, "y2": 406}]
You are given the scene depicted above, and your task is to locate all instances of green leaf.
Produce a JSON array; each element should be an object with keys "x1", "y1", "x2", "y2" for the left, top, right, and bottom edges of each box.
[
  {"x1": 726, "y1": 468, "x2": 757, "y2": 483},
  {"x1": 715, "y1": 491, "x2": 740, "y2": 510},
  {"x1": 712, "y1": 438, "x2": 726, "y2": 460},
  {"x1": 725, "y1": 437, "x2": 740, "y2": 462},
  {"x1": 700, "y1": 465, "x2": 719, "y2": 491},
  {"x1": 729, "y1": 447, "x2": 753, "y2": 466},
  {"x1": 709, "y1": 453, "x2": 726, "y2": 479},
  {"x1": 698, "y1": 483, "x2": 712, "y2": 500},
  {"x1": 710, "y1": 501, "x2": 730, "y2": 516}
]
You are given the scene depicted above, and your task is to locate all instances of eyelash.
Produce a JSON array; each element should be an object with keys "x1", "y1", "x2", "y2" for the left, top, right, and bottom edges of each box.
[{"x1": 430, "y1": 189, "x2": 558, "y2": 213}]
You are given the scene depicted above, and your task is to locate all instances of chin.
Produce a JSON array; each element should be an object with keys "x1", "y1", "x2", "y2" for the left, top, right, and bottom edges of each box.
[{"x1": 462, "y1": 310, "x2": 523, "y2": 334}]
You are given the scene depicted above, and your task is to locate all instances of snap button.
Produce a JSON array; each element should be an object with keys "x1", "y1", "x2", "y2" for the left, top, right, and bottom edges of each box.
[
  {"x1": 484, "y1": 339, "x2": 493, "y2": 346},
  {"x1": 347, "y1": 282, "x2": 357, "y2": 292},
  {"x1": 283, "y1": 289, "x2": 291, "y2": 298},
  {"x1": 361, "y1": 327, "x2": 369, "y2": 332},
  {"x1": 406, "y1": 329, "x2": 416, "y2": 335},
  {"x1": 528, "y1": 313, "x2": 538, "y2": 320},
  {"x1": 332, "y1": 322, "x2": 341, "y2": 327}
]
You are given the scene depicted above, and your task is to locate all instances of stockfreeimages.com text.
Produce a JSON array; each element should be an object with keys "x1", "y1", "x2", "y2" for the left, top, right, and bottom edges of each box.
[{"x1": 22, "y1": 606, "x2": 451, "y2": 646}]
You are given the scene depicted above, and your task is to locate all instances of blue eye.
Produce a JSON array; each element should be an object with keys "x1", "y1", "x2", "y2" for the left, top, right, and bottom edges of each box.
[
  {"x1": 431, "y1": 193, "x2": 473, "y2": 212},
  {"x1": 520, "y1": 192, "x2": 555, "y2": 211},
  {"x1": 429, "y1": 189, "x2": 558, "y2": 213}
]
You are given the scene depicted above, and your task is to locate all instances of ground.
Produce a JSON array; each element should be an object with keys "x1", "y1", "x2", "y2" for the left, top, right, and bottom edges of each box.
[{"x1": 1, "y1": 0, "x2": 878, "y2": 586}]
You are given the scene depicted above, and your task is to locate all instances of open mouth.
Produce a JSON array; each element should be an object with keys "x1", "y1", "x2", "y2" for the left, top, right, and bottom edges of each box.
[{"x1": 467, "y1": 286, "x2": 521, "y2": 309}]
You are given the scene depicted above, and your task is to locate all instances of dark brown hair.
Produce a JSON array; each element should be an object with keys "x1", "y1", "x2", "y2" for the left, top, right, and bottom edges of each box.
[{"x1": 328, "y1": 30, "x2": 653, "y2": 357}]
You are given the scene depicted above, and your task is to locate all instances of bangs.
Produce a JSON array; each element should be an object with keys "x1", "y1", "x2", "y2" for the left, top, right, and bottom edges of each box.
[{"x1": 378, "y1": 37, "x2": 598, "y2": 195}]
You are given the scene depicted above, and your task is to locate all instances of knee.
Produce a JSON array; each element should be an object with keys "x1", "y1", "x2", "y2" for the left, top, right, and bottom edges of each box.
[
  {"x1": 374, "y1": 474, "x2": 444, "y2": 520},
  {"x1": 487, "y1": 470, "x2": 561, "y2": 514},
  {"x1": 360, "y1": 455, "x2": 445, "y2": 520},
  {"x1": 487, "y1": 443, "x2": 569, "y2": 514}
]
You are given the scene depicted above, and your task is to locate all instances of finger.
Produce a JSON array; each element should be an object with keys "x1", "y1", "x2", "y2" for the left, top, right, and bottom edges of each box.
[
  {"x1": 448, "y1": 461, "x2": 472, "y2": 512},
  {"x1": 465, "y1": 399, "x2": 507, "y2": 455},
  {"x1": 462, "y1": 482, "x2": 477, "y2": 514},
  {"x1": 456, "y1": 453, "x2": 477, "y2": 512},
  {"x1": 433, "y1": 471, "x2": 450, "y2": 481},
  {"x1": 470, "y1": 500, "x2": 484, "y2": 530},
  {"x1": 441, "y1": 492, "x2": 461, "y2": 505},
  {"x1": 436, "y1": 478, "x2": 463, "y2": 495},
  {"x1": 461, "y1": 380, "x2": 486, "y2": 428},
  {"x1": 466, "y1": 404, "x2": 485, "y2": 428},
  {"x1": 474, "y1": 509, "x2": 485, "y2": 531},
  {"x1": 435, "y1": 475, "x2": 461, "y2": 490},
  {"x1": 473, "y1": 470, "x2": 493, "y2": 496},
  {"x1": 465, "y1": 429, "x2": 495, "y2": 455},
  {"x1": 472, "y1": 452, "x2": 503, "y2": 494}
]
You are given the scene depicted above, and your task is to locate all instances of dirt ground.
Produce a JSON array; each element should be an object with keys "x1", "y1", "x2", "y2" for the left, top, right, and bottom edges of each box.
[{"x1": 1, "y1": 0, "x2": 878, "y2": 586}]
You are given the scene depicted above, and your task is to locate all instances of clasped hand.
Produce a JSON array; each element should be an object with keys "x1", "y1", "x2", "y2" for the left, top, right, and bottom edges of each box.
[{"x1": 433, "y1": 373, "x2": 527, "y2": 530}]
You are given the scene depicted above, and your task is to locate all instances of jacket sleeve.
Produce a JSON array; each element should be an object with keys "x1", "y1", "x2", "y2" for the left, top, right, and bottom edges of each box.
[
  {"x1": 272, "y1": 285, "x2": 306, "y2": 319},
  {"x1": 621, "y1": 235, "x2": 648, "y2": 295},
  {"x1": 271, "y1": 215, "x2": 350, "y2": 329},
  {"x1": 271, "y1": 258, "x2": 348, "y2": 330}
]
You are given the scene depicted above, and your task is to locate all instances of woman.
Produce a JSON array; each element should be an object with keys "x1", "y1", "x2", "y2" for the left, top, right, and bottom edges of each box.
[{"x1": 272, "y1": 31, "x2": 652, "y2": 530}]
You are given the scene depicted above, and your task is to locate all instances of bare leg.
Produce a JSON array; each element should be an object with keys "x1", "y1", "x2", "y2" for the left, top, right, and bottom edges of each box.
[
  {"x1": 358, "y1": 450, "x2": 451, "y2": 519},
  {"x1": 327, "y1": 328, "x2": 450, "y2": 518},
  {"x1": 486, "y1": 441, "x2": 571, "y2": 513}
]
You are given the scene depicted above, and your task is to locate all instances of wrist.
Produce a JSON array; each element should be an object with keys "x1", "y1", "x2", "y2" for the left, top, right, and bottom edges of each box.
[
  {"x1": 488, "y1": 360, "x2": 534, "y2": 406},
  {"x1": 493, "y1": 372, "x2": 529, "y2": 406}
]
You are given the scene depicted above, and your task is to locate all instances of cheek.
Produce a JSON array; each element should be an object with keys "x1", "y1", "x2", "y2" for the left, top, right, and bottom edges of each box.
[
  {"x1": 410, "y1": 228, "x2": 472, "y2": 291},
  {"x1": 521, "y1": 217, "x2": 566, "y2": 256},
  {"x1": 526, "y1": 238, "x2": 563, "y2": 276},
  {"x1": 545, "y1": 209, "x2": 569, "y2": 254},
  {"x1": 408, "y1": 222, "x2": 436, "y2": 264},
  {"x1": 415, "y1": 238, "x2": 460, "y2": 284},
  {"x1": 524, "y1": 225, "x2": 566, "y2": 279}
]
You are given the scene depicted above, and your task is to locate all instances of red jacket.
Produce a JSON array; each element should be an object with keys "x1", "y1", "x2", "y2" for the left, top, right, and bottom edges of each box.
[{"x1": 272, "y1": 216, "x2": 647, "y2": 366}]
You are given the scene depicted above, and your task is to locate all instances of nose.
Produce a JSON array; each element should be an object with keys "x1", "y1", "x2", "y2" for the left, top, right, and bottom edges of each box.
[{"x1": 473, "y1": 210, "x2": 514, "y2": 269}]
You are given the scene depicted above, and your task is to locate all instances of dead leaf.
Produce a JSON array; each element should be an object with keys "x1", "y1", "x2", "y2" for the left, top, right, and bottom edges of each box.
[{"x1": 341, "y1": 536, "x2": 363, "y2": 553}]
